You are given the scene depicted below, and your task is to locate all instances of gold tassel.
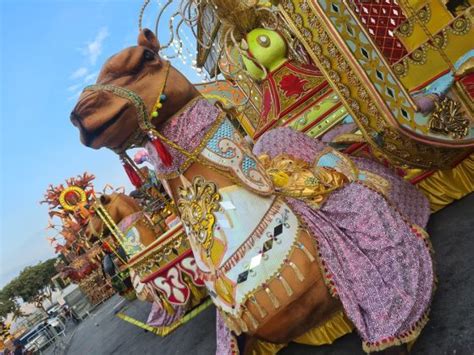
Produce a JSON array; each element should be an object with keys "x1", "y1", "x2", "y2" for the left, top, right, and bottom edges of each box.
[
  {"x1": 179, "y1": 174, "x2": 192, "y2": 188},
  {"x1": 223, "y1": 313, "x2": 242, "y2": 335},
  {"x1": 265, "y1": 287, "x2": 280, "y2": 309},
  {"x1": 160, "y1": 294, "x2": 176, "y2": 315},
  {"x1": 243, "y1": 307, "x2": 259, "y2": 330},
  {"x1": 147, "y1": 284, "x2": 162, "y2": 304},
  {"x1": 148, "y1": 284, "x2": 176, "y2": 315},
  {"x1": 187, "y1": 279, "x2": 203, "y2": 302},
  {"x1": 277, "y1": 273, "x2": 293, "y2": 296},
  {"x1": 289, "y1": 261, "x2": 305, "y2": 282},
  {"x1": 298, "y1": 242, "x2": 315, "y2": 262},
  {"x1": 236, "y1": 316, "x2": 249, "y2": 332},
  {"x1": 249, "y1": 295, "x2": 267, "y2": 318}
]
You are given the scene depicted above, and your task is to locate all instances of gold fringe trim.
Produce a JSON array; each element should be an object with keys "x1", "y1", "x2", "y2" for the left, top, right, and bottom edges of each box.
[
  {"x1": 277, "y1": 273, "x2": 294, "y2": 297},
  {"x1": 416, "y1": 153, "x2": 474, "y2": 212},
  {"x1": 237, "y1": 315, "x2": 249, "y2": 333},
  {"x1": 286, "y1": 208, "x2": 340, "y2": 299},
  {"x1": 265, "y1": 287, "x2": 280, "y2": 309},
  {"x1": 249, "y1": 294, "x2": 268, "y2": 318},
  {"x1": 223, "y1": 313, "x2": 242, "y2": 335},
  {"x1": 250, "y1": 341, "x2": 287, "y2": 355},
  {"x1": 214, "y1": 227, "x2": 305, "y2": 328},
  {"x1": 289, "y1": 261, "x2": 305, "y2": 282},
  {"x1": 250, "y1": 310, "x2": 354, "y2": 354},
  {"x1": 297, "y1": 242, "x2": 316, "y2": 262},
  {"x1": 243, "y1": 306, "x2": 260, "y2": 330},
  {"x1": 220, "y1": 198, "x2": 283, "y2": 274},
  {"x1": 362, "y1": 308, "x2": 431, "y2": 352},
  {"x1": 294, "y1": 310, "x2": 354, "y2": 345}
]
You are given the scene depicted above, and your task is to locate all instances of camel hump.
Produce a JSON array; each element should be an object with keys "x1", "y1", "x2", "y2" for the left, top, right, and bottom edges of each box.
[{"x1": 253, "y1": 127, "x2": 325, "y2": 163}]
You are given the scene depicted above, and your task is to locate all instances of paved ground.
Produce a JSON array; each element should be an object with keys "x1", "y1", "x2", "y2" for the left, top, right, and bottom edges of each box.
[{"x1": 61, "y1": 194, "x2": 473, "y2": 355}]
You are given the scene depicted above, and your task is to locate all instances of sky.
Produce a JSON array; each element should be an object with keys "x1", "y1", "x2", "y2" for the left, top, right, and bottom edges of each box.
[{"x1": 0, "y1": 0, "x2": 204, "y2": 287}]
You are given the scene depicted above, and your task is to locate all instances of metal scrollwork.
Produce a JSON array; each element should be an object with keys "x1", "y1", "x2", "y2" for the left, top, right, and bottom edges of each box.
[
  {"x1": 178, "y1": 176, "x2": 222, "y2": 256},
  {"x1": 429, "y1": 98, "x2": 470, "y2": 139}
]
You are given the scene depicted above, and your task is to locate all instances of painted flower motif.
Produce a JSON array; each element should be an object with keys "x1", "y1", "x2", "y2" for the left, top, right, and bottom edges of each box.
[{"x1": 279, "y1": 74, "x2": 308, "y2": 98}]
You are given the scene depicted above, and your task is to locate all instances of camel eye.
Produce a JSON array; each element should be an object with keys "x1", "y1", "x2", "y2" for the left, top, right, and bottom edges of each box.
[{"x1": 143, "y1": 50, "x2": 156, "y2": 61}]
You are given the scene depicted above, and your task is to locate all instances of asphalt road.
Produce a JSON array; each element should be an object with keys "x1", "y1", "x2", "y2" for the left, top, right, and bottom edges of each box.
[{"x1": 63, "y1": 193, "x2": 474, "y2": 355}]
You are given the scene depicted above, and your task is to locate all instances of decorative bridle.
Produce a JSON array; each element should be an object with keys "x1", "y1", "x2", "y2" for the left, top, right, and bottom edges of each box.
[
  {"x1": 82, "y1": 60, "x2": 173, "y2": 188},
  {"x1": 80, "y1": 37, "x2": 242, "y2": 198}
]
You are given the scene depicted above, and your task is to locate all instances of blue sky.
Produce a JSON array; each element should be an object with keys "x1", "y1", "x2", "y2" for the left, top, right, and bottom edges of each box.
[{"x1": 0, "y1": 0, "x2": 203, "y2": 287}]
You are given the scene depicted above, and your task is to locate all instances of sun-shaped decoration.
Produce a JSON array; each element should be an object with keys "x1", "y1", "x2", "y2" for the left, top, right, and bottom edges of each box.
[{"x1": 59, "y1": 186, "x2": 87, "y2": 211}]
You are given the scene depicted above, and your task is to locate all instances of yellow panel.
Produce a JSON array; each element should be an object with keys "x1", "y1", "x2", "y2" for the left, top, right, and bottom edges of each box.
[
  {"x1": 396, "y1": 25, "x2": 474, "y2": 90},
  {"x1": 397, "y1": 0, "x2": 453, "y2": 52},
  {"x1": 400, "y1": 0, "x2": 428, "y2": 11},
  {"x1": 417, "y1": 153, "x2": 474, "y2": 211},
  {"x1": 398, "y1": 49, "x2": 447, "y2": 89}
]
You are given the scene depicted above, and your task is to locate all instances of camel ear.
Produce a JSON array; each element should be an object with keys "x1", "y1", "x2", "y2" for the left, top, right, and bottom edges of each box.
[
  {"x1": 138, "y1": 28, "x2": 160, "y2": 53},
  {"x1": 100, "y1": 194, "x2": 111, "y2": 205}
]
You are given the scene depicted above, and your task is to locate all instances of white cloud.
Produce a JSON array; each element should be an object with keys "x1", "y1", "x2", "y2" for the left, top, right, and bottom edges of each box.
[
  {"x1": 70, "y1": 67, "x2": 88, "y2": 79},
  {"x1": 67, "y1": 83, "x2": 81, "y2": 92},
  {"x1": 83, "y1": 27, "x2": 109, "y2": 65},
  {"x1": 83, "y1": 71, "x2": 99, "y2": 85},
  {"x1": 67, "y1": 89, "x2": 83, "y2": 102},
  {"x1": 67, "y1": 27, "x2": 108, "y2": 96}
]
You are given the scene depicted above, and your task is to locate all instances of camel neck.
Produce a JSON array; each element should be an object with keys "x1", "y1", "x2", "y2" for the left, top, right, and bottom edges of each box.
[
  {"x1": 156, "y1": 95, "x2": 203, "y2": 131},
  {"x1": 145, "y1": 97, "x2": 224, "y2": 179}
]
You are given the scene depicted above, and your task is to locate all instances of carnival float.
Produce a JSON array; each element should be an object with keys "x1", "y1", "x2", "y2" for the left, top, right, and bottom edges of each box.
[
  {"x1": 85, "y1": 165, "x2": 209, "y2": 334},
  {"x1": 42, "y1": 174, "x2": 117, "y2": 305},
  {"x1": 68, "y1": 0, "x2": 473, "y2": 353},
  {"x1": 42, "y1": 169, "x2": 210, "y2": 334}
]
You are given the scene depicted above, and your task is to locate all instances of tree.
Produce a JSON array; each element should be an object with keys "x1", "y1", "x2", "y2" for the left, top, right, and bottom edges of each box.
[
  {"x1": 1, "y1": 258, "x2": 58, "y2": 313},
  {"x1": 0, "y1": 292, "x2": 15, "y2": 320}
]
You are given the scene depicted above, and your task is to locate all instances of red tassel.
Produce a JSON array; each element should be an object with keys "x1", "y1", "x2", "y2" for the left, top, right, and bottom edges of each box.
[
  {"x1": 122, "y1": 160, "x2": 143, "y2": 188},
  {"x1": 150, "y1": 136, "x2": 173, "y2": 167}
]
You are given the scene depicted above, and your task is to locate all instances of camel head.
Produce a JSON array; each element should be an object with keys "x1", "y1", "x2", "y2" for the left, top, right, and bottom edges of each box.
[{"x1": 70, "y1": 29, "x2": 199, "y2": 151}]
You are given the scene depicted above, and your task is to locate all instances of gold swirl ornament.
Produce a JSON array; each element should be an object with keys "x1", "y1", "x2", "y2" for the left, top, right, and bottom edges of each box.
[{"x1": 177, "y1": 176, "x2": 222, "y2": 257}]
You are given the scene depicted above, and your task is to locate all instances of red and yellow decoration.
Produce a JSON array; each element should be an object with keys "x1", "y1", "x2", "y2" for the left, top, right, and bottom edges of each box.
[{"x1": 59, "y1": 186, "x2": 87, "y2": 211}]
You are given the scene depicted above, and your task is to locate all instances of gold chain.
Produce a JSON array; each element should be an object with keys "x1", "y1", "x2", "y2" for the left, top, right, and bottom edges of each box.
[{"x1": 149, "y1": 125, "x2": 247, "y2": 187}]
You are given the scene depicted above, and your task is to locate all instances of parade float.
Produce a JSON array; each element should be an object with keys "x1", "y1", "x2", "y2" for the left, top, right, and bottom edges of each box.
[
  {"x1": 42, "y1": 174, "x2": 116, "y2": 306},
  {"x1": 43, "y1": 169, "x2": 210, "y2": 334},
  {"x1": 191, "y1": 0, "x2": 473, "y2": 212},
  {"x1": 84, "y1": 162, "x2": 210, "y2": 335},
  {"x1": 67, "y1": 0, "x2": 472, "y2": 353}
]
